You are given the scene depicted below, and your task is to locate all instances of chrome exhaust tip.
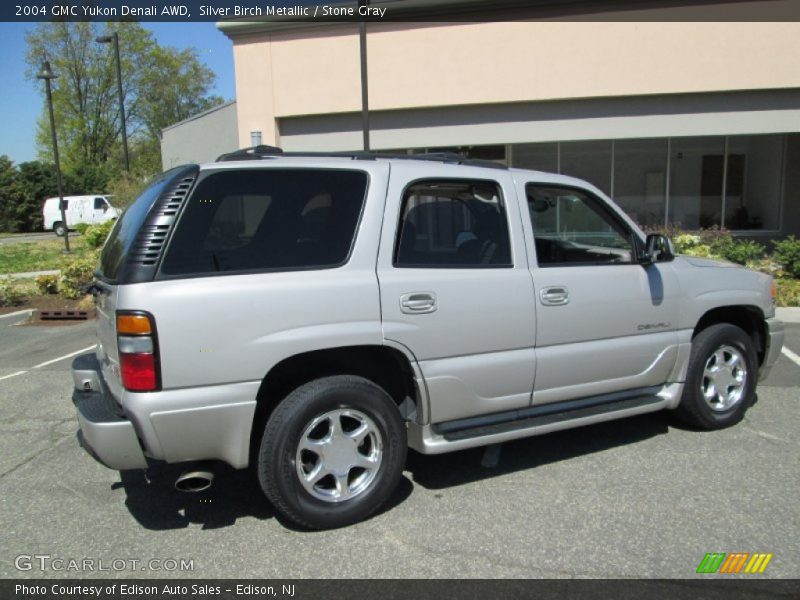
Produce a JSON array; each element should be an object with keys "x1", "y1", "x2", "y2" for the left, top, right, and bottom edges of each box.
[{"x1": 174, "y1": 468, "x2": 214, "y2": 493}]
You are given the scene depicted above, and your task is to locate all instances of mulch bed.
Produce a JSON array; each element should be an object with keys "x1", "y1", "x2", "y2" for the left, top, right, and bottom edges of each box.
[{"x1": 0, "y1": 294, "x2": 95, "y2": 325}]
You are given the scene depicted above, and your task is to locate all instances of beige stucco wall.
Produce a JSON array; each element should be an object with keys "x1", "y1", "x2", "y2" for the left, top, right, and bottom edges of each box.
[{"x1": 229, "y1": 21, "x2": 800, "y2": 148}]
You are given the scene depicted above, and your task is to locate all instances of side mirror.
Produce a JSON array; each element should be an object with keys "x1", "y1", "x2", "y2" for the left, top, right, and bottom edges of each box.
[{"x1": 640, "y1": 233, "x2": 675, "y2": 265}]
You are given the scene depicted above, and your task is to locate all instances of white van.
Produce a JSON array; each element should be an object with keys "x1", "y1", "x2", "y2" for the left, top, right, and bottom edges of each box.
[{"x1": 42, "y1": 195, "x2": 120, "y2": 236}]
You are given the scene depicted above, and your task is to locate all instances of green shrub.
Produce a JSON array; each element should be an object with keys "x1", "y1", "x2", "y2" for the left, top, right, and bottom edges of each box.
[
  {"x1": 0, "y1": 277, "x2": 24, "y2": 306},
  {"x1": 776, "y1": 278, "x2": 800, "y2": 307},
  {"x1": 772, "y1": 235, "x2": 800, "y2": 279},
  {"x1": 709, "y1": 235, "x2": 765, "y2": 265},
  {"x1": 83, "y1": 220, "x2": 115, "y2": 249},
  {"x1": 35, "y1": 274, "x2": 59, "y2": 295},
  {"x1": 60, "y1": 253, "x2": 99, "y2": 299},
  {"x1": 74, "y1": 222, "x2": 90, "y2": 235}
]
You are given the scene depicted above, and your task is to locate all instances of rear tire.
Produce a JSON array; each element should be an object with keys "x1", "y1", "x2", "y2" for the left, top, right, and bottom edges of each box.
[
  {"x1": 54, "y1": 222, "x2": 66, "y2": 237},
  {"x1": 257, "y1": 375, "x2": 407, "y2": 529},
  {"x1": 675, "y1": 323, "x2": 757, "y2": 430}
]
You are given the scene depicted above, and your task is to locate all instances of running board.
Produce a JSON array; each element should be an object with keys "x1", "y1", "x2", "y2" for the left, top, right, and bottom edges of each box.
[{"x1": 436, "y1": 394, "x2": 664, "y2": 442}]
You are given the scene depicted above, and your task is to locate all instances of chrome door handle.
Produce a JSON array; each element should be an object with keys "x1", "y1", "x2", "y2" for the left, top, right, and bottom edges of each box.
[
  {"x1": 540, "y1": 286, "x2": 569, "y2": 306},
  {"x1": 400, "y1": 292, "x2": 437, "y2": 314}
]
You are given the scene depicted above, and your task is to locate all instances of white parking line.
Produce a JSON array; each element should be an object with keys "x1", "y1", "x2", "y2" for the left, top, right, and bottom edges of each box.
[
  {"x1": 782, "y1": 347, "x2": 800, "y2": 368},
  {"x1": 32, "y1": 345, "x2": 96, "y2": 369},
  {"x1": 0, "y1": 344, "x2": 96, "y2": 382},
  {"x1": 0, "y1": 370, "x2": 28, "y2": 381}
]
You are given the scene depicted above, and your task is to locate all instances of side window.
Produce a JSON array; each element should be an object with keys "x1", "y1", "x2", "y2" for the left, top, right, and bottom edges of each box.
[
  {"x1": 160, "y1": 169, "x2": 368, "y2": 275},
  {"x1": 94, "y1": 197, "x2": 107, "y2": 210},
  {"x1": 526, "y1": 184, "x2": 634, "y2": 266},
  {"x1": 394, "y1": 180, "x2": 512, "y2": 268},
  {"x1": 60, "y1": 199, "x2": 69, "y2": 211}
]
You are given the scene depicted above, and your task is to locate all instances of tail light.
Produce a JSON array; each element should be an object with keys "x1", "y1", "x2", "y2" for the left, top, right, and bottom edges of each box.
[{"x1": 116, "y1": 312, "x2": 160, "y2": 392}]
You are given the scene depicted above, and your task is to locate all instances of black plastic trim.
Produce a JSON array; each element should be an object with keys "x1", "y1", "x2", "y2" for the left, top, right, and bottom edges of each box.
[
  {"x1": 434, "y1": 387, "x2": 663, "y2": 441},
  {"x1": 216, "y1": 147, "x2": 508, "y2": 170},
  {"x1": 113, "y1": 165, "x2": 199, "y2": 285}
]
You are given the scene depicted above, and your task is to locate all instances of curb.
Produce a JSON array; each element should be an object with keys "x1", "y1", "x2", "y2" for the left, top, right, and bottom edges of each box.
[
  {"x1": 776, "y1": 307, "x2": 800, "y2": 324},
  {"x1": 1, "y1": 270, "x2": 61, "y2": 280}
]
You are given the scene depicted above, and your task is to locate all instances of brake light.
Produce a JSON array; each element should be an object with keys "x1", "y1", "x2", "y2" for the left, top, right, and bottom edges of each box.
[{"x1": 116, "y1": 312, "x2": 159, "y2": 392}]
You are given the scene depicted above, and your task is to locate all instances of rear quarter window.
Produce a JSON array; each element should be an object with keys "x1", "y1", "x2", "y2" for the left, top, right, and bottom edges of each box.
[{"x1": 159, "y1": 168, "x2": 368, "y2": 276}]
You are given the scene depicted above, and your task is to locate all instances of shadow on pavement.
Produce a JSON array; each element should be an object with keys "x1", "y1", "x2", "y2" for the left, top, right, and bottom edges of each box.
[
  {"x1": 115, "y1": 460, "x2": 415, "y2": 532},
  {"x1": 406, "y1": 411, "x2": 672, "y2": 490},
  {"x1": 115, "y1": 462, "x2": 273, "y2": 531},
  {"x1": 114, "y1": 412, "x2": 671, "y2": 530}
]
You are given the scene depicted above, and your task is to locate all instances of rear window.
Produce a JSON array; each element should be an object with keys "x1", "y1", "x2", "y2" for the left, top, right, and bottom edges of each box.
[
  {"x1": 160, "y1": 169, "x2": 368, "y2": 276},
  {"x1": 99, "y1": 167, "x2": 188, "y2": 281}
]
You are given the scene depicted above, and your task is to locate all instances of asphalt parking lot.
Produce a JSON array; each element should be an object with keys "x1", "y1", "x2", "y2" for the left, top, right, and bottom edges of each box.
[{"x1": 0, "y1": 310, "x2": 798, "y2": 579}]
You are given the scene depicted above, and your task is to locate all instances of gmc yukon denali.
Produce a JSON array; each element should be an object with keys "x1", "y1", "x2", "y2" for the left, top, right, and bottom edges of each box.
[{"x1": 71, "y1": 148, "x2": 785, "y2": 529}]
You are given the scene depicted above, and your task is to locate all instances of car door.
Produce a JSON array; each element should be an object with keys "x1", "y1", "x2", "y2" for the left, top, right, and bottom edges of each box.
[
  {"x1": 518, "y1": 179, "x2": 681, "y2": 406},
  {"x1": 377, "y1": 163, "x2": 536, "y2": 424}
]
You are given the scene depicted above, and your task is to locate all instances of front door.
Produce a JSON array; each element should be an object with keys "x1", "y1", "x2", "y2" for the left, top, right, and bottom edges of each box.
[
  {"x1": 520, "y1": 181, "x2": 681, "y2": 406},
  {"x1": 377, "y1": 164, "x2": 536, "y2": 424}
]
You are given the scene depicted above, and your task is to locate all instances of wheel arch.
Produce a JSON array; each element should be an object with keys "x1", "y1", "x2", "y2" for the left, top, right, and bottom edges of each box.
[
  {"x1": 693, "y1": 305, "x2": 766, "y2": 366},
  {"x1": 249, "y1": 344, "x2": 422, "y2": 466}
]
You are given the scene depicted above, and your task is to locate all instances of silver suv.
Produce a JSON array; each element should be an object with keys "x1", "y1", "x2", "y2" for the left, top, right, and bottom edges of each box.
[{"x1": 72, "y1": 149, "x2": 785, "y2": 529}]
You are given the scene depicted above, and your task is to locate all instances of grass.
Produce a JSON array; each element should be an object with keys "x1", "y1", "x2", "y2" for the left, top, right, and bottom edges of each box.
[{"x1": 0, "y1": 237, "x2": 97, "y2": 274}]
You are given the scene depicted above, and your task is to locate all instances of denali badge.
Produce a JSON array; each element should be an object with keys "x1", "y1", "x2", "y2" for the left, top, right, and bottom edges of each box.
[{"x1": 638, "y1": 322, "x2": 671, "y2": 331}]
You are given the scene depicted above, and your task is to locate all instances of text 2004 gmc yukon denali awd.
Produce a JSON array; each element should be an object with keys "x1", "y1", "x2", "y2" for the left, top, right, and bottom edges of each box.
[{"x1": 71, "y1": 149, "x2": 784, "y2": 529}]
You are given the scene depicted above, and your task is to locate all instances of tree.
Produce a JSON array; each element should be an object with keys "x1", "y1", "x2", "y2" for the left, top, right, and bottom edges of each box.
[
  {"x1": 26, "y1": 22, "x2": 222, "y2": 176},
  {"x1": 0, "y1": 156, "x2": 37, "y2": 232},
  {"x1": 138, "y1": 45, "x2": 224, "y2": 142}
]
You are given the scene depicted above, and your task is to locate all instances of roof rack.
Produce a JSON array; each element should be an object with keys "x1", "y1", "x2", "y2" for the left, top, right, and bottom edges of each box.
[{"x1": 215, "y1": 146, "x2": 508, "y2": 170}]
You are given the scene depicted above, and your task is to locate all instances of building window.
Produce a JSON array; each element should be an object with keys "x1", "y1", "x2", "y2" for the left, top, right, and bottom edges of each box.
[
  {"x1": 613, "y1": 138, "x2": 668, "y2": 229},
  {"x1": 511, "y1": 142, "x2": 558, "y2": 172},
  {"x1": 668, "y1": 137, "x2": 727, "y2": 230},
  {"x1": 560, "y1": 140, "x2": 613, "y2": 196},
  {"x1": 724, "y1": 135, "x2": 783, "y2": 230}
]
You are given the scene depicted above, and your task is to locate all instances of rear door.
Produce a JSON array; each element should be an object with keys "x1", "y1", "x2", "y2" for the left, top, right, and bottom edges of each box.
[
  {"x1": 377, "y1": 163, "x2": 536, "y2": 424},
  {"x1": 518, "y1": 179, "x2": 680, "y2": 406}
]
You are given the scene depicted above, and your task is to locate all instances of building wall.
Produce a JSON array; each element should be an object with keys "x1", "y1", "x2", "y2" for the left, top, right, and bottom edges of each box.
[
  {"x1": 160, "y1": 101, "x2": 239, "y2": 169},
  {"x1": 227, "y1": 21, "x2": 800, "y2": 148}
]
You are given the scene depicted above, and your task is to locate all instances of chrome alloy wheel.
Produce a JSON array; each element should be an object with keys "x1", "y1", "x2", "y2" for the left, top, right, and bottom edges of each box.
[
  {"x1": 701, "y1": 344, "x2": 748, "y2": 412},
  {"x1": 295, "y1": 408, "x2": 383, "y2": 503}
]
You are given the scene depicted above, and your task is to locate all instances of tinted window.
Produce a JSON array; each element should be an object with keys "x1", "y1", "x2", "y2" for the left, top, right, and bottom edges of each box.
[
  {"x1": 99, "y1": 167, "x2": 190, "y2": 281},
  {"x1": 526, "y1": 184, "x2": 634, "y2": 266},
  {"x1": 394, "y1": 180, "x2": 511, "y2": 268},
  {"x1": 160, "y1": 169, "x2": 368, "y2": 275},
  {"x1": 94, "y1": 197, "x2": 106, "y2": 210}
]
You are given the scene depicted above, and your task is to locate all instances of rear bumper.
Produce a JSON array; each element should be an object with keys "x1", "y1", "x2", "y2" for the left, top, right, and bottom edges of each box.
[
  {"x1": 72, "y1": 353, "x2": 148, "y2": 470},
  {"x1": 71, "y1": 352, "x2": 258, "y2": 471},
  {"x1": 759, "y1": 318, "x2": 785, "y2": 381}
]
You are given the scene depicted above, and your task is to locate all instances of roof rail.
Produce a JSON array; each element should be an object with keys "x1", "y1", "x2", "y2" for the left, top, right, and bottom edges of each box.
[
  {"x1": 216, "y1": 145, "x2": 283, "y2": 161},
  {"x1": 215, "y1": 146, "x2": 508, "y2": 170}
]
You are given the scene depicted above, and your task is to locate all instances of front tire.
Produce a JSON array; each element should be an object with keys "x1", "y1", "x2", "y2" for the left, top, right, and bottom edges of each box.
[
  {"x1": 676, "y1": 323, "x2": 757, "y2": 430},
  {"x1": 257, "y1": 375, "x2": 407, "y2": 529}
]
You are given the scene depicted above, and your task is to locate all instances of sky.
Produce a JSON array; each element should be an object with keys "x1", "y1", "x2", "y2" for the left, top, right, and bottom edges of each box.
[{"x1": 0, "y1": 22, "x2": 236, "y2": 164}]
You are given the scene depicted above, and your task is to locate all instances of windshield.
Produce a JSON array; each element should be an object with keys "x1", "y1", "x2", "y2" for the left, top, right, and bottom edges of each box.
[{"x1": 98, "y1": 167, "x2": 191, "y2": 282}]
